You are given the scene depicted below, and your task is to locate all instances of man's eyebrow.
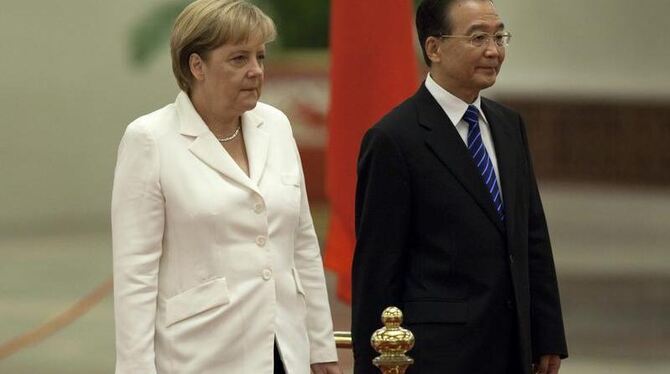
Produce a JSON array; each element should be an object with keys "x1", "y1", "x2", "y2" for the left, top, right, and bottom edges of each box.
[{"x1": 464, "y1": 21, "x2": 505, "y2": 34}]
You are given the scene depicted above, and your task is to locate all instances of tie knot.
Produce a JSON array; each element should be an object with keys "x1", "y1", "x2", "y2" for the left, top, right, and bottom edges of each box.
[{"x1": 464, "y1": 105, "x2": 479, "y2": 126}]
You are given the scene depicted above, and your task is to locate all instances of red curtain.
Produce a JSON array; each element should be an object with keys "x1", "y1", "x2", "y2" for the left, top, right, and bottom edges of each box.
[{"x1": 324, "y1": 0, "x2": 418, "y2": 303}]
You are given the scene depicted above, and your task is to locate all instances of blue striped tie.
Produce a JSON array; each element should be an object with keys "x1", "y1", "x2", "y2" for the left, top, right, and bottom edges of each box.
[{"x1": 464, "y1": 105, "x2": 504, "y2": 221}]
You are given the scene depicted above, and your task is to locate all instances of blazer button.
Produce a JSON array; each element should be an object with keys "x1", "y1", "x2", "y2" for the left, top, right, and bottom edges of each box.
[
  {"x1": 508, "y1": 254, "x2": 514, "y2": 264},
  {"x1": 254, "y1": 203, "x2": 264, "y2": 214},
  {"x1": 506, "y1": 299, "x2": 514, "y2": 310},
  {"x1": 262, "y1": 268, "x2": 272, "y2": 280},
  {"x1": 256, "y1": 236, "x2": 267, "y2": 247}
]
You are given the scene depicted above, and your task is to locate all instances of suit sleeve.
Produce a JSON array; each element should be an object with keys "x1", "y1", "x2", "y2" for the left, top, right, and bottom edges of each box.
[
  {"x1": 291, "y1": 136, "x2": 338, "y2": 365},
  {"x1": 352, "y1": 127, "x2": 411, "y2": 374},
  {"x1": 519, "y1": 115, "x2": 568, "y2": 360},
  {"x1": 111, "y1": 124, "x2": 164, "y2": 374}
]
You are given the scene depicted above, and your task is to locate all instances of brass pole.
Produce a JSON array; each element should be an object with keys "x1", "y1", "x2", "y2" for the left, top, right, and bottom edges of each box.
[{"x1": 334, "y1": 331, "x2": 352, "y2": 349}]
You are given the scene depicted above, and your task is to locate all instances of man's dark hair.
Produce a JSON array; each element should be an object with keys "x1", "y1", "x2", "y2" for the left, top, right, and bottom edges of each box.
[
  {"x1": 416, "y1": 0, "x2": 492, "y2": 66},
  {"x1": 416, "y1": 0, "x2": 455, "y2": 66}
]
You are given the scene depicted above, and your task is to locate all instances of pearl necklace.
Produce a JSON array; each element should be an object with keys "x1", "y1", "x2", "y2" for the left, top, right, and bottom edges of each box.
[{"x1": 217, "y1": 125, "x2": 241, "y2": 142}]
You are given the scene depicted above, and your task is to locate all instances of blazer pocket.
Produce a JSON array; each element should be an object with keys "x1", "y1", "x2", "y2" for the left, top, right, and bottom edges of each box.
[
  {"x1": 291, "y1": 267, "x2": 306, "y2": 296},
  {"x1": 280, "y1": 173, "x2": 301, "y2": 209},
  {"x1": 165, "y1": 277, "x2": 230, "y2": 327},
  {"x1": 281, "y1": 172, "x2": 300, "y2": 187},
  {"x1": 403, "y1": 300, "x2": 468, "y2": 324}
]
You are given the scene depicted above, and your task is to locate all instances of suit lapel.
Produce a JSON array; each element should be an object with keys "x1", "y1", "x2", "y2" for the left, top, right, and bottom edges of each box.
[
  {"x1": 415, "y1": 86, "x2": 504, "y2": 233},
  {"x1": 482, "y1": 99, "x2": 519, "y2": 240},
  {"x1": 175, "y1": 91, "x2": 262, "y2": 195}
]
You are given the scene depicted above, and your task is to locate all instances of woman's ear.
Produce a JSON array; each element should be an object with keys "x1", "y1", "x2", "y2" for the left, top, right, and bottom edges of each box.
[{"x1": 189, "y1": 53, "x2": 205, "y2": 81}]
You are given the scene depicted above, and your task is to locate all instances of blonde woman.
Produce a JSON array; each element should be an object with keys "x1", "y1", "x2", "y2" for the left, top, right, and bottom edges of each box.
[{"x1": 111, "y1": 1, "x2": 341, "y2": 373}]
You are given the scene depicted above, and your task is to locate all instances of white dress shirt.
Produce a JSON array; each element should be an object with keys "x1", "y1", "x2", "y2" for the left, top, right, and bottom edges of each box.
[{"x1": 424, "y1": 74, "x2": 503, "y2": 197}]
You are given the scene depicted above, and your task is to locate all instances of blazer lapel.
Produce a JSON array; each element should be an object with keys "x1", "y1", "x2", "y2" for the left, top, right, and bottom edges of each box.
[
  {"x1": 482, "y1": 99, "x2": 519, "y2": 240},
  {"x1": 175, "y1": 91, "x2": 261, "y2": 194},
  {"x1": 416, "y1": 86, "x2": 505, "y2": 233},
  {"x1": 241, "y1": 110, "x2": 270, "y2": 186}
]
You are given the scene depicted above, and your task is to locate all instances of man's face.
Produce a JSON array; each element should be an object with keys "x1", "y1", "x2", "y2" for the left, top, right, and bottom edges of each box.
[{"x1": 431, "y1": 0, "x2": 506, "y2": 100}]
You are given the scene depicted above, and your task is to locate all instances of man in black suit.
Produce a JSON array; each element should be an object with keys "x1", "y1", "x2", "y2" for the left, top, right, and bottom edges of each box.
[{"x1": 351, "y1": 1, "x2": 568, "y2": 373}]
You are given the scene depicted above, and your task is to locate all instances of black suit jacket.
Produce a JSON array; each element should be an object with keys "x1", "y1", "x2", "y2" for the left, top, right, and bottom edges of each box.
[{"x1": 352, "y1": 84, "x2": 568, "y2": 374}]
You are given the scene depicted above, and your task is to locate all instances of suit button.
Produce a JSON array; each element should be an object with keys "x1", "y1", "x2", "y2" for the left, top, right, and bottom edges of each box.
[
  {"x1": 262, "y1": 269, "x2": 272, "y2": 280},
  {"x1": 256, "y1": 236, "x2": 266, "y2": 247},
  {"x1": 253, "y1": 203, "x2": 264, "y2": 214},
  {"x1": 506, "y1": 299, "x2": 514, "y2": 310},
  {"x1": 508, "y1": 254, "x2": 514, "y2": 264}
]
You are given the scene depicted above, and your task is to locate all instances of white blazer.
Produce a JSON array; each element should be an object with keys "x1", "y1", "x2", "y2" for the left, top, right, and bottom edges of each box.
[{"x1": 111, "y1": 92, "x2": 338, "y2": 374}]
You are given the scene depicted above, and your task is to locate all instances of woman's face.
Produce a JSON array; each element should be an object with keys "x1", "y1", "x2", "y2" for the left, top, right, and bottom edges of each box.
[{"x1": 193, "y1": 33, "x2": 266, "y2": 116}]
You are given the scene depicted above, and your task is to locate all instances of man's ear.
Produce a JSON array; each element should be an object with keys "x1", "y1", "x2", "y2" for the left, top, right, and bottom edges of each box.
[
  {"x1": 189, "y1": 53, "x2": 205, "y2": 81},
  {"x1": 425, "y1": 36, "x2": 442, "y2": 64}
]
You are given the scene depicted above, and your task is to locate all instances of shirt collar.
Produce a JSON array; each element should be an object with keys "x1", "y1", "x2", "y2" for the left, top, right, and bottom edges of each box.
[{"x1": 424, "y1": 73, "x2": 488, "y2": 127}]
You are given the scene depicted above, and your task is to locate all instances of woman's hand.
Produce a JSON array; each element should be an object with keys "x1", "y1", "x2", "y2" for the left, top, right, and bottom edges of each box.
[{"x1": 311, "y1": 361, "x2": 343, "y2": 374}]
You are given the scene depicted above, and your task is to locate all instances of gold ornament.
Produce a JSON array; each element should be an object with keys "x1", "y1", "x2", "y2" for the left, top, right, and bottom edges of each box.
[{"x1": 370, "y1": 306, "x2": 415, "y2": 374}]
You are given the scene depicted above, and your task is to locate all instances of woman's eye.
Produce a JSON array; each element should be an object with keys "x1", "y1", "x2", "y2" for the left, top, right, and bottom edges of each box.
[{"x1": 231, "y1": 56, "x2": 247, "y2": 64}]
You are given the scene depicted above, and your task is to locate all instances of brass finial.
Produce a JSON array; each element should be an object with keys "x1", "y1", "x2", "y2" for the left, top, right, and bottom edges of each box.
[{"x1": 370, "y1": 306, "x2": 415, "y2": 374}]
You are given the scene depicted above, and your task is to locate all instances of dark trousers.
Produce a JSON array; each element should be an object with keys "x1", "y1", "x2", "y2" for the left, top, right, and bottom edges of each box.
[{"x1": 274, "y1": 340, "x2": 286, "y2": 374}]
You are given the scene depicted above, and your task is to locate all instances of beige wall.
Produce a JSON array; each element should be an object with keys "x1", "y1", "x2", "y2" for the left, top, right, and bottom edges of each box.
[
  {"x1": 492, "y1": 0, "x2": 670, "y2": 100},
  {"x1": 0, "y1": 1, "x2": 176, "y2": 234},
  {"x1": 1, "y1": 0, "x2": 668, "y2": 234}
]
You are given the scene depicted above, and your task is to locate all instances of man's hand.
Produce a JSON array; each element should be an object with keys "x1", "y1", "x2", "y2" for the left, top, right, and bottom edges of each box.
[
  {"x1": 311, "y1": 361, "x2": 343, "y2": 374},
  {"x1": 533, "y1": 354, "x2": 561, "y2": 374}
]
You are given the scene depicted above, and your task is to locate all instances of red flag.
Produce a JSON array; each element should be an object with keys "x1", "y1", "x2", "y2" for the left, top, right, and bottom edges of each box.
[{"x1": 324, "y1": 0, "x2": 418, "y2": 303}]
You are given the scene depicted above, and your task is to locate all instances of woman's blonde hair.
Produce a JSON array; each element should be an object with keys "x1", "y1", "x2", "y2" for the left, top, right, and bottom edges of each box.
[{"x1": 170, "y1": 0, "x2": 276, "y2": 93}]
